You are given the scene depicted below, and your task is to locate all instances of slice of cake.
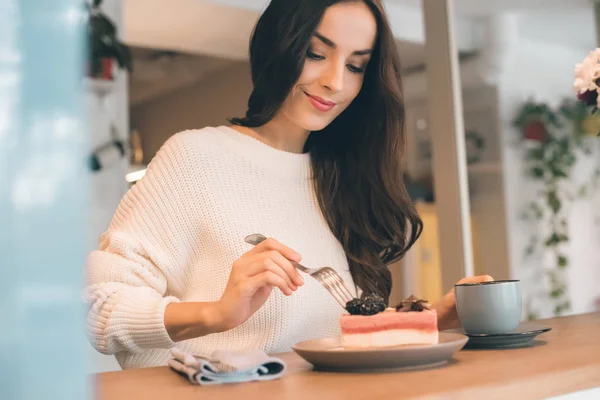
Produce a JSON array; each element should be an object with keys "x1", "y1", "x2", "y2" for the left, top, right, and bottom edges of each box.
[{"x1": 340, "y1": 295, "x2": 439, "y2": 348}]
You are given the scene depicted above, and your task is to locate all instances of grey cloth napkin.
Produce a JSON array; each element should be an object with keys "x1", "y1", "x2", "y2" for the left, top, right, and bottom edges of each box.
[{"x1": 168, "y1": 347, "x2": 287, "y2": 385}]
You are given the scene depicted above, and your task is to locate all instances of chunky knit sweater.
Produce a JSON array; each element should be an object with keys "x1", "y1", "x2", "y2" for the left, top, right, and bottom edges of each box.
[{"x1": 83, "y1": 126, "x2": 357, "y2": 369}]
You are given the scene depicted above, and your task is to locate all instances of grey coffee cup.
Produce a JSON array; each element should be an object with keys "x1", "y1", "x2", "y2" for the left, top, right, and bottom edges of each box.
[{"x1": 455, "y1": 280, "x2": 522, "y2": 334}]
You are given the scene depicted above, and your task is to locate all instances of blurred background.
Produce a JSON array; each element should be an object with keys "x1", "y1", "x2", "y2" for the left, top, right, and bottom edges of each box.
[{"x1": 2, "y1": 0, "x2": 599, "y2": 391}]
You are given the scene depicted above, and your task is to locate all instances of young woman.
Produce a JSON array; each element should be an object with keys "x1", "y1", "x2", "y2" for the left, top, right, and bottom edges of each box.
[{"x1": 84, "y1": 0, "x2": 492, "y2": 369}]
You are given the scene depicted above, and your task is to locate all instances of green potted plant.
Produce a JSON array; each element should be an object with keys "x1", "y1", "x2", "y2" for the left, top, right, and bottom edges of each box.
[
  {"x1": 85, "y1": 0, "x2": 132, "y2": 80},
  {"x1": 512, "y1": 102, "x2": 556, "y2": 142}
]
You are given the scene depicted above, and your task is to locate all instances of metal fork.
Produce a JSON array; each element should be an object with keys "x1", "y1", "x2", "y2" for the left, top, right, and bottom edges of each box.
[{"x1": 244, "y1": 233, "x2": 354, "y2": 309}]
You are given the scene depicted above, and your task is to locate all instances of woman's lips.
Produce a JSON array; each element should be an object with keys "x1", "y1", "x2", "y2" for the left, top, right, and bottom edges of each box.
[{"x1": 305, "y1": 92, "x2": 336, "y2": 112}]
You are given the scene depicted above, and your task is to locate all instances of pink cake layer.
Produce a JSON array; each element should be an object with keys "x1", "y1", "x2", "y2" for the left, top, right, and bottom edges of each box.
[
  {"x1": 341, "y1": 329, "x2": 439, "y2": 348},
  {"x1": 340, "y1": 309, "x2": 438, "y2": 335}
]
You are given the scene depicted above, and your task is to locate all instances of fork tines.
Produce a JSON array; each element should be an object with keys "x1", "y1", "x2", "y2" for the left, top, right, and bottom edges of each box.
[{"x1": 315, "y1": 268, "x2": 354, "y2": 309}]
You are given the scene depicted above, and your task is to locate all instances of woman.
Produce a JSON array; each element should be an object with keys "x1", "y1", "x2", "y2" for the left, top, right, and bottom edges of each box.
[{"x1": 84, "y1": 0, "x2": 491, "y2": 369}]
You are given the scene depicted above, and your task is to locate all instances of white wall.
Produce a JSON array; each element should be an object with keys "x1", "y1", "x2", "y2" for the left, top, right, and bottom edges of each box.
[
  {"x1": 85, "y1": 0, "x2": 129, "y2": 373},
  {"x1": 496, "y1": 13, "x2": 600, "y2": 318}
]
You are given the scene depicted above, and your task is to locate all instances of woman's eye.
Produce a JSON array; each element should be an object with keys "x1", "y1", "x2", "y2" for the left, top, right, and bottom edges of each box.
[
  {"x1": 347, "y1": 65, "x2": 365, "y2": 74},
  {"x1": 307, "y1": 51, "x2": 325, "y2": 61}
]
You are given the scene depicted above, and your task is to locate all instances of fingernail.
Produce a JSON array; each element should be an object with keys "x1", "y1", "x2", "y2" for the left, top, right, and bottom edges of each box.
[
  {"x1": 293, "y1": 252, "x2": 302, "y2": 261},
  {"x1": 298, "y1": 274, "x2": 305, "y2": 285}
]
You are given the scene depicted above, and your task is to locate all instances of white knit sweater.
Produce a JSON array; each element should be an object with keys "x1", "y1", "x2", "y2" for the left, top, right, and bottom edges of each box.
[{"x1": 83, "y1": 126, "x2": 357, "y2": 369}]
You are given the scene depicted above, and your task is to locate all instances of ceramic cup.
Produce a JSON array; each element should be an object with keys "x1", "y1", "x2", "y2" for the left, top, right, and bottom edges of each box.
[{"x1": 455, "y1": 280, "x2": 522, "y2": 334}]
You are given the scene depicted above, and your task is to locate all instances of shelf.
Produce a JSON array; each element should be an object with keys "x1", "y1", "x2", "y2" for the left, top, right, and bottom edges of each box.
[{"x1": 83, "y1": 78, "x2": 115, "y2": 98}]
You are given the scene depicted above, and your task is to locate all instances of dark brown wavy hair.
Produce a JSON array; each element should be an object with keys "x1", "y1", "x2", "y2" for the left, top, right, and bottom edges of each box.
[{"x1": 230, "y1": 0, "x2": 422, "y2": 304}]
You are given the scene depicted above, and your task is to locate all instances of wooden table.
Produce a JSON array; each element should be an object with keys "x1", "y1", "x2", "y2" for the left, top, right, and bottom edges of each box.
[{"x1": 95, "y1": 313, "x2": 600, "y2": 400}]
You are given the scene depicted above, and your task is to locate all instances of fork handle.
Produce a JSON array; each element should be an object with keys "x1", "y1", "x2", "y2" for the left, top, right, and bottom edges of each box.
[{"x1": 291, "y1": 261, "x2": 310, "y2": 274}]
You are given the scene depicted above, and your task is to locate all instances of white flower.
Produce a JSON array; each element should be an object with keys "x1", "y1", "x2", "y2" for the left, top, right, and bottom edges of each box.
[{"x1": 574, "y1": 48, "x2": 600, "y2": 94}]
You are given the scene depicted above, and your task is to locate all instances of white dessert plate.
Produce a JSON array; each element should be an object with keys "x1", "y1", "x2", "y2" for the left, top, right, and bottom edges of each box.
[{"x1": 292, "y1": 332, "x2": 468, "y2": 372}]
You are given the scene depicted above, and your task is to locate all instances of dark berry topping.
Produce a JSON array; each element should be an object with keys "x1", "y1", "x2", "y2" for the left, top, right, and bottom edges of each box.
[
  {"x1": 345, "y1": 293, "x2": 386, "y2": 316},
  {"x1": 345, "y1": 298, "x2": 363, "y2": 315},
  {"x1": 395, "y1": 295, "x2": 432, "y2": 312}
]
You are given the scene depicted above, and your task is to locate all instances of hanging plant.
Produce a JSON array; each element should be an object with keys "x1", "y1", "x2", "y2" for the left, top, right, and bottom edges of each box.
[
  {"x1": 85, "y1": 0, "x2": 133, "y2": 80},
  {"x1": 514, "y1": 99, "x2": 600, "y2": 319},
  {"x1": 513, "y1": 102, "x2": 557, "y2": 143}
]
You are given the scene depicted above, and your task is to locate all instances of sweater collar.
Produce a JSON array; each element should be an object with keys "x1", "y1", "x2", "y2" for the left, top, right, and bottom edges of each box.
[{"x1": 217, "y1": 125, "x2": 313, "y2": 182}]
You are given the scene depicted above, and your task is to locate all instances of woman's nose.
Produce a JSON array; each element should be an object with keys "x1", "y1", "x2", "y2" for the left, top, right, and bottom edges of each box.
[{"x1": 320, "y1": 62, "x2": 344, "y2": 93}]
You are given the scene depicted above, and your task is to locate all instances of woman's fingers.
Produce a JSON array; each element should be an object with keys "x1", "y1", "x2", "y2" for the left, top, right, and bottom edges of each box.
[
  {"x1": 245, "y1": 271, "x2": 293, "y2": 296},
  {"x1": 245, "y1": 257, "x2": 298, "y2": 292},
  {"x1": 261, "y1": 250, "x2": 304, "y2": 286},
  {"x1": 244, "y1": 237, "x2": 302, "y2": 263},
  {"x1": 241, "y1": 242, "x2": 304, "y2": 287},
  {"x1": 456, "y1": 275, "x2": 494, "y2": 285}
]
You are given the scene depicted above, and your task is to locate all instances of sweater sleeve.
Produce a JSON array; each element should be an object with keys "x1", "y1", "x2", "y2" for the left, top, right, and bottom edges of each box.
[{"x1": 83, "y1": 133, "x2": 195, "y2": 355}]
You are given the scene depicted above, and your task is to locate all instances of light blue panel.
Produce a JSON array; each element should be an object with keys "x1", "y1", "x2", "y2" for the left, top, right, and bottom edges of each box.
[{"x1": 0, "y1": 1, "x2": 90, "y2": 399}]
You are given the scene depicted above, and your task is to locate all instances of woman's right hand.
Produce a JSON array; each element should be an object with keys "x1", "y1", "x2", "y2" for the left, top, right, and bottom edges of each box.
[{"x1": 214, "y1": 238, "x2": 305, "y2": 332}]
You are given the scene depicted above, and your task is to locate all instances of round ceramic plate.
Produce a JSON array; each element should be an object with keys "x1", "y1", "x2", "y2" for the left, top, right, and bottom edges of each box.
[
  {"x1": 445, "y1": 323, "x2": 552, "y2": 349},
  {"x1": 292, "y1": 332, "x2": 468, "y2": 371}
]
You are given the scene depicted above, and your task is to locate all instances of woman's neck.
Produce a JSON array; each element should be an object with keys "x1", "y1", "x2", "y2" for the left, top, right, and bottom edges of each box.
[{"x1": 231, "y1": 116, "x2": 310, "y2": 154}]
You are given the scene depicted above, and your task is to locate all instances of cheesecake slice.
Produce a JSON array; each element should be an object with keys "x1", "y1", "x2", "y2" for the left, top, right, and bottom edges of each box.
[{"x1": 340, "y1": 295, "x2": 439, "y2": 348}]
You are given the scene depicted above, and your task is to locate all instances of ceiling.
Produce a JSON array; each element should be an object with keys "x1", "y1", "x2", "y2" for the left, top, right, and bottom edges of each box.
[
  {"x1": 388, "y1": 0, "x2": 596, "y2": 49},
  {"x1": 123, "y1": 0, "x2": 481, "y2": 60},
  {"x1": 128, "y1": 47, "x2": 235, "y2": 106},
  {"x1": 458, "y1": 0, "x2": 591, "y2": 14},
  {"x1": 203, "y1": 0, "x2": 593, "y2": 14},
  {"x1": 124, "y1": 0, "x2": 257, "y2": 61},
  {"x1": 390, "y1": 0, "x2": 591, "y2": 14},
  {"x1": 124, "y1": 0, "x2": 596, "y2": 105},
  {"x1": 124, "y1": 0, "x2": 595, "y2": 60}
]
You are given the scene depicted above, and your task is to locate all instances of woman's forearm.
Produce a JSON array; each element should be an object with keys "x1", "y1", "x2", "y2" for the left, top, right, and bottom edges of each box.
[{"x1": 164, "y1": 301, "x2": 224, "y2": 342}]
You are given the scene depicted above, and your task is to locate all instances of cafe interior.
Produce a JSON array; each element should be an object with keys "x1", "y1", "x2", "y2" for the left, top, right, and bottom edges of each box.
[{"x1": 2, "y1": 0, "x2": 600, "y2": 399}]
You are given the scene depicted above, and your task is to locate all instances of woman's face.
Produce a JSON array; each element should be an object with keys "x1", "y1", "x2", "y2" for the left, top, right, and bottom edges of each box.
[{"x1": 279, "y1": 2, "x2": 377, "y2": 132}]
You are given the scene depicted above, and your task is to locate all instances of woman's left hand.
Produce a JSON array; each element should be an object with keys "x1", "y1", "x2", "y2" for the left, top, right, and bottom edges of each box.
[{"x1": 432, "y1": 275, "x2": 494, "y2": 331}]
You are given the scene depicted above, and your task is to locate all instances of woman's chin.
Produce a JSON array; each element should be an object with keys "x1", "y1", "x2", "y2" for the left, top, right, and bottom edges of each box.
[{"x1": 297, "y1": 115, "x2": 335, "y2": 132}]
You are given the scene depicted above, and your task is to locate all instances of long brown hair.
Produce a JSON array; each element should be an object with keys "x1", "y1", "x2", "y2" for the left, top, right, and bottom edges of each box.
[{"x1": 230, "y1": 0, "x2": 422, "y2": 304}]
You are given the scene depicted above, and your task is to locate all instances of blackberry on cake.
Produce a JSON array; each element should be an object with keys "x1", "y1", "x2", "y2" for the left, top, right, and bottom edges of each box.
[{"x1": 345, "y1": 293, "x2": 386, "y2": 316}]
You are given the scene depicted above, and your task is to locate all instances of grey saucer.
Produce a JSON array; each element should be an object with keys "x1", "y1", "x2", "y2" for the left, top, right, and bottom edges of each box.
[
  {"x1": 445, "y1": 322, "x2": 552, "y2": 349},
  {"x1": 292, "y1": 332, "x2": 468, "y2": 372}
]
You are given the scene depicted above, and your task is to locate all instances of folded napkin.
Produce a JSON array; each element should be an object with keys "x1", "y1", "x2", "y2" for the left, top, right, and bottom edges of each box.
[{"x1": 168, "y1": 347, "x2": 287, "y2": 385}]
